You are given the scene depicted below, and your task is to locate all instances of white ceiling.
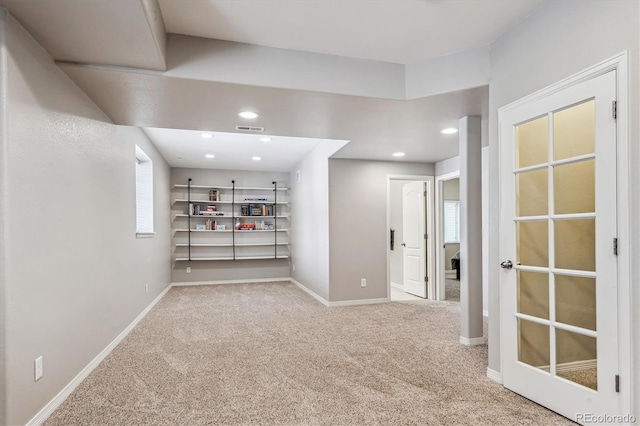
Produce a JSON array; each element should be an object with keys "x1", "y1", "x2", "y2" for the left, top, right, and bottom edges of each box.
[
  {"x1": 158, "y1": 0, "x2": 544, "y2": 64},
  {"x1": 144, "y1": 128, "x2": 327, "y2": 172},
  {"x1": 61, "y1": 62, "x2": 487, "y2": 164},
  {"x1": 0, "y1": 0, "x2": 497, "y2": 168},
  {"x1": 0, "y1": 0, "x2": 167, "y2": 70}
]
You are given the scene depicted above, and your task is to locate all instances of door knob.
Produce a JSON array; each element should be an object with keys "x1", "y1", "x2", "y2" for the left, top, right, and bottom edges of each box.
[
  {"x1": 500, "y1": 260, "x2": 513, "y2": 269},
  {"x1": 401, "y1": 242, "x2": 406, "y2": 247}
]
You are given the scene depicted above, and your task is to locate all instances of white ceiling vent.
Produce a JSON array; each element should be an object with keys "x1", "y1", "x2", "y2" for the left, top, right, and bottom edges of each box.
[{"x1": 235, "y1": 125, "x2": 265, "y2": 132}]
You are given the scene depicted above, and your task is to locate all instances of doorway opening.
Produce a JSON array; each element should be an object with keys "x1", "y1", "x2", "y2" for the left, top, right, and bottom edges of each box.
[
  {"x1": 435, "y1": 171, "x2": 460, "y2": 302},
  {"x1": 386, "y1": 175, "x2": 434, "y2": 301}
]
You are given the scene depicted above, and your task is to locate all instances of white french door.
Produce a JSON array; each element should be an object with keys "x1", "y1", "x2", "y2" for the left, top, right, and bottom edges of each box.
[{"x1": 499, "y1": 70, "x2": 623, "y2": 421}]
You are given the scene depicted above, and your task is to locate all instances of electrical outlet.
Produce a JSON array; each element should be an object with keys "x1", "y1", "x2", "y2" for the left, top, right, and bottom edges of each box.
[
  {"x1": 361, "y1": 278, "x2": 367, "y2": 287},
  {"x1": 186, "y1": 266, "x2": 191, "y2": 273},
  {"x1": 35, "y1": 356, "x2": 43, "y2": 381},
  {"x1": 145, "y1": 283, "x2": 149, "y2": 294}
]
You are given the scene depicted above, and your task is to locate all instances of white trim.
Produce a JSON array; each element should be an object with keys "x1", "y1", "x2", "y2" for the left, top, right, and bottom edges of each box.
[
  {"x1": 435, "y1": 171, "x2": 460, "y2": 301},
  {"x1": 498, "y1": 52, "x2": 631, "y2": 416},
  {"x1": 539, "y1": 359, "x2": 597, "y2": 374},
  {"x1": 172, "y1": 277, "x2": 292, "y2": 286},
  {"x1": 390, "y1": 282, "x2": 403, "y2": 290},
  {"x1": 487, "y1": 368, "x2": 503, "y2": 384},
  {"x1": 385, "y1": 174, "x2": 435, "y2": 301},
  {"x1": 483, "y1": 310, "x2": 489, "y2": 318},
  {"x1": 460, "y1": 336, "x2": 485, "y2": 346},
  {"x1": 499, "y1": 52, "x2": 627, "y2": 113},
  {"x1": 136, "y1": 232, "x2": 156, "y2": 238},
  {"x1": 327, "y1": 297, "x2": 390, "y2": 307},
  {"x1": 290, "y1": 278, "x2": 330, "y2": 306},
  {"x1": 26, "y1": 284, "x2": 173, "y2": 426}
]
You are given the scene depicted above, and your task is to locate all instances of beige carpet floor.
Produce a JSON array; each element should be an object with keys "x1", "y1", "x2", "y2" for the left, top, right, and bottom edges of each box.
[
  {"x1": 445, "y1": 279, "x2": 460, "y2": 302},
  {"x1": 45, "y1": 282, "x2": 573, "y2": 425}
]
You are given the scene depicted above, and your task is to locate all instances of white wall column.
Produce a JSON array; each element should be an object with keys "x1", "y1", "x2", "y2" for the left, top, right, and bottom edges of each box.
[{"x1": 459, "y1": 116, "x2": 484, "y2": 345}]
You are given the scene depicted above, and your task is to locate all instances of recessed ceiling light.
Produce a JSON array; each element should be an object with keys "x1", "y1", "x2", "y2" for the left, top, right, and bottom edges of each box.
[
  {"x1": 441, "y1": 128, "x2": 458, "y2": 134},
  {"x1": 205, "y1": 154, "x2": 215, "y2": 159},
  {"x1": 239, "y1": 111, "x2": 259, "y2": 119},
  {"x1": 260, "y1": 137, "x2": 271, "y2": 142},
  {"x1": 252, "y1": 156, "x2": 261, "y2": 161},
  {"x1": 392, "y1": 152, "x2": 405, "y2": 157},
  {"x1": 201, "y1": 133, "x2": 213, "y2": 139}
]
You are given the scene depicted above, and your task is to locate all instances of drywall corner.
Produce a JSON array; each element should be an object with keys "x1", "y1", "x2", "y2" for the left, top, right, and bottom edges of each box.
[
  {"x1": 290, "y1": 140, "x2": 347, "y2": 301},
  {"x1": 0, "y1": 7, "x2": 7, "y2": 425}
]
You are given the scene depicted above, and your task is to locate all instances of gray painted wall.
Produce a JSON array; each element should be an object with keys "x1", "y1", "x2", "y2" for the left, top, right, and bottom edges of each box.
[
  {"x1": 290, "y1": 141, "x2": 346, "y2": 301},
  {"x1": 328, "y1": 159, "x2": 434, "y2": 302},
  {"x1": 170, "y1": 167, "x2": 291, "y2": 283},
  {"x1": 405, "y1": 45, "x2": 491, "y2": 100},
  {"x1": 389, "y1": 180, "x2": 405, "y2": 286},
  {"x1": 486, "y1": 1, "x2": 640, "y2": 398},
  {"x1": 2, "y1": 13, "x2": 171, "y2": 425}
]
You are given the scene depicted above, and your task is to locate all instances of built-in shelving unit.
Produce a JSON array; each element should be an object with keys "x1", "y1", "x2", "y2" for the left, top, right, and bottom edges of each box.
[{"x1": 171, "y1": 179, "x2": 290, "y2": 261}]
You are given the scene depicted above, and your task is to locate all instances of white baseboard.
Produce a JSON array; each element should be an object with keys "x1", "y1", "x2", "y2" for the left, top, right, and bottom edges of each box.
[
  {"x1": 487, "y1": 368, "x2": 503, "y2": 384},
  {"x1": 328, "y1": 297, "x2": 390, "y2": 307},
  {"x1": 483, "y1": 309, "x2": 489, "y2": 317},
  {"x1": 172, "y1": 277, "x2": 291, "y2": 286},
  {"x1": 445, "y1": 269, "x2": 455, "y2": 274},
  {"x1": 540, "y1": 359, "x2": 597, "y2": 373},
  {"x1": 460, "y1": 336, "x2": 486, "y2": 346},
  {"x1": 390, "y1": 282, "x2": 403, "y2": 290},
  {"x1": 26, "y1": 283, "x2": 173, "y2": 426},
  {"x1": 290, "y1": 279, "x2": 390, "y2": 307},
  {"x1": 290, "y1": 278, "x2": 330, "y2": 306}
]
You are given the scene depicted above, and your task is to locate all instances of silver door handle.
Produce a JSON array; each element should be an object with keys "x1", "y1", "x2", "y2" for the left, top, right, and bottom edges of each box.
[{"x1": 500, "y1": 260, "x2": 513, "y2": 269}]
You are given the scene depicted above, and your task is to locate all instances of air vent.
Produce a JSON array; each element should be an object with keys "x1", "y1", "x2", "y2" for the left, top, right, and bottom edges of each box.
[{"x1": 235, "y1": 125, "x2": 265, "y2": 132}]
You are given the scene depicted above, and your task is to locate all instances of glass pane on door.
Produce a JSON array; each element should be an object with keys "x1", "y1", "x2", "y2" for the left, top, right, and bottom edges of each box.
[
  {"x1": 554, "y1": 160, "x2": 595, "y2": 215},
  {"x1": 518, "y1": 318, "x2": 550, "y2": 371},
  {"x1": 553, "y1": 100, "x2": 595, "y2": 161},
  {"x1": 556, "y1": 329, "x2": 597, "y2": 391},
  {"x1": 516, "y1": 115, "x2": 548, "y2": 168},
  {"x1": 517, "y1": 221, "x2": 548, "y2": 267},
  {"x1": 554, "y1": 219, "x2": 595, "y2": 271}
]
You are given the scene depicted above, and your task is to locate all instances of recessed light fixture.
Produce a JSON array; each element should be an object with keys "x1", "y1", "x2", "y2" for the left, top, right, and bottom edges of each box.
[
  {"x1": 260, "y1": 137, "x2": 271, "y2": 142},
  {"x1": 201, "y1": 133, "x2": 213, "y2": 139},
  {"x1": 252, "y1": 156, "x2": 261, "y2": 161},
  {"x1": 392, "y1": 152, "x2": 405, "y2": 157},
  {"x1": 441, "y1": 127, "x2": 458, "y2": 135},
  {"x1": 205, "y1": 154, "x2": 215, "y2": 159},
  {"x1": 239, "y1": 111, "x2": 259, "y2": 119}
]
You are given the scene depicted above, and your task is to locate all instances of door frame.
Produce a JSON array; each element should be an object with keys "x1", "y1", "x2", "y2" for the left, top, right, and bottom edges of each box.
[
  {"x1": 435, "y1": 171, "x2": 460, "y2": 301},
  {"x1": 386, "y1": 175, "x2": 435, "y2": 299},
  {"x1": 497, "y1": 52, "x2": 631, "y2": 417}
]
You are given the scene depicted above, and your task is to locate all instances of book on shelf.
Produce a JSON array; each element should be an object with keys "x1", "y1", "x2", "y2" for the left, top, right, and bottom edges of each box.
[
  {"x1": 209, "y1": 190, "x2": 220, "y2": 201},
  {"x1": 239, "y1": 203, "x2": 275, "y2": 217},
  {"x1": 195, "y1": 220, "x2": 217, "y2": 231}
]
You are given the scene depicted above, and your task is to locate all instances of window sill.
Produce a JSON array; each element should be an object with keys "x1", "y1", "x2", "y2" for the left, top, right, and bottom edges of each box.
[{"x1": 136, "y1": 232, "x2": 156, "y2": 239}]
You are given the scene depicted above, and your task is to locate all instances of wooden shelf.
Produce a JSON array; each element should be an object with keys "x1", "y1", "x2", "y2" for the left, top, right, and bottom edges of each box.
[
  {"x1": 174, "y1": 229, "x2": 289, "y2": 232},
  {"x1": 174, "y1": 214, "x2": 289, "y2": 219},
  {"x1": 173, "y1": 184, "x2": 289, "y2": 191},
  {"x1": 175, "y1": 255, "x2": 290, "y2": 261},
  {"x1": 176, "y1": 243, "x2": 289, "y2": 247},
  {"x1": 174, "y1": 199, "x2": 289, "y2": 205}
]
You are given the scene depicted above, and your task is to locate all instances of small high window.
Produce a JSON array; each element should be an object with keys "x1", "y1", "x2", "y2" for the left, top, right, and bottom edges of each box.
[
  {"x1": 444, "y1": 200, "x2": 460, "y2": 243},
  {"x1": 135, "y1": 145, "x2": 154, "y2": 236}
]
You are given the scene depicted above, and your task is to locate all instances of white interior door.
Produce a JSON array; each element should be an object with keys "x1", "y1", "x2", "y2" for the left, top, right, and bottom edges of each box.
[
  {"x1": 403, "y1": 181, "x2": 426, "y2": 298},
  {"x1": 499, "y1": 70, "x2": 621, "y2": 421}
]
